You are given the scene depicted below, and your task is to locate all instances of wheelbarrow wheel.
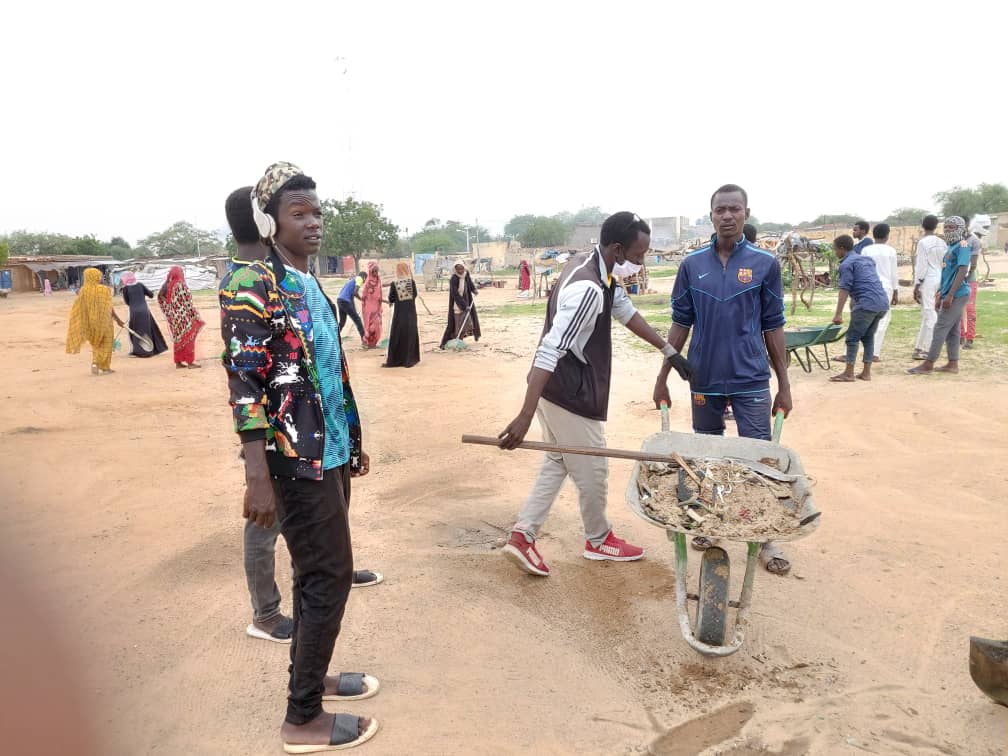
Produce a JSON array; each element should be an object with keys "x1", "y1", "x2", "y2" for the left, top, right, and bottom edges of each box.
[{"x1": 696, "y1": 547, "x2": 730, "y2": 647}]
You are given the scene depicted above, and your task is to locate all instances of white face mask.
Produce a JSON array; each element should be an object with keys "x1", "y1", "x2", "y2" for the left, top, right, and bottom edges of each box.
[{"x1": 612, "y1": 260, "x2": 642, "y2": 278}]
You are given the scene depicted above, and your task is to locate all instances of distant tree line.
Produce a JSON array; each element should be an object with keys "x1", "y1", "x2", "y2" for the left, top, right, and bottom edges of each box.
[
  {"x1": 0, "y1": 223, "x2": 228, "y2": 261},
  {"x1": 750, "y1": 183, "x2": 1008, "y2": 233},
  {"x1": 6, "y1": 183, "x2": 1004, "y2": 266}
]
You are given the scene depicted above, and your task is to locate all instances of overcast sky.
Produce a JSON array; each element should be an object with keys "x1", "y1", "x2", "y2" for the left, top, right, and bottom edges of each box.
[{"x1": 5, "y1": 0, "x2": 1006, "y2": 244}]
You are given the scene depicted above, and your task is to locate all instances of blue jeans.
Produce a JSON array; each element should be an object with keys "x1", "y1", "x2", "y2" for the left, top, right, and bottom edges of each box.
[
  {"x1": 691, "y1": 388, "x2": 772, "y2": 441},
  {"x1": 244, "y1": 518, "x2": 283, "y2": 622},
  {"x1": 845, "y1": 309, "x2": 885, "y2": 364},
  {"x1": 337, "y1": 298, "x2": 364, "y2": 339}
]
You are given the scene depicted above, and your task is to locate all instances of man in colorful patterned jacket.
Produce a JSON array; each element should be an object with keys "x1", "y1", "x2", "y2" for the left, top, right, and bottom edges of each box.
[{"x1": 220, "y1": 163, "x2": 380, "y2": 751}]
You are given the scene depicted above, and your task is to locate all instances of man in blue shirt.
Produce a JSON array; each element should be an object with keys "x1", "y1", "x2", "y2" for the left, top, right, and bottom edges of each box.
[
  {"x1": 830, "y1": 235, "x2": 890, "y2": 382},
  {"x1": 852, "y1": 220, "x2": 873, "y2": 254},
  {"x1": 654, "y1": 184, "x2": 793, "y2": 574},
  {"x1": 337, "y1": 273, "x2": 366, "y2": 345},
  {"x1": 909, "y1": 215, "x2": 973, "y2": 376}
]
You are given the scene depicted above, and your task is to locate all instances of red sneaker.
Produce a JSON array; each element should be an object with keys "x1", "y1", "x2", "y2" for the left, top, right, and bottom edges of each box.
[
  {"x1": 502, "y1": 531, "x2": 550, "y2": 576},
  {"x1": 583, "y1": 531, "x2": 644, "y2": 562}
]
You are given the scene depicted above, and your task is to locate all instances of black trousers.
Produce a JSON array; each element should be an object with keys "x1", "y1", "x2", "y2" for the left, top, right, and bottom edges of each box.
[
  {"x1": 273, "y1": 465, "x2": 354, "y2": 725},
  {"x1": 337, "y1": 299, "x2": 365, "y2": 339}
]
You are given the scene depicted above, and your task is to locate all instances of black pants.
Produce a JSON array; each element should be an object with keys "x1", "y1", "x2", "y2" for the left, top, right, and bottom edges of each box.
[
  {"x1": 337, "y1": 299, "x2": 365, "y2": 339},
  {"x1": 273, "y1": 466, "x2": 354, "y2": 725}
]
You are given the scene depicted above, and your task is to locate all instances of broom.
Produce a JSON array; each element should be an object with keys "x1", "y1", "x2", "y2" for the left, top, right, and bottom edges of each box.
[{"x1": 443, "y1": 304, "x2": 474, "y2": 351}]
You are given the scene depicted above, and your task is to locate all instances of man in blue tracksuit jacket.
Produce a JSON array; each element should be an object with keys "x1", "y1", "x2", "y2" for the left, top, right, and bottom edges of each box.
[{"x1": 654, "y1": 183, "x2": 794, "y2": 574}]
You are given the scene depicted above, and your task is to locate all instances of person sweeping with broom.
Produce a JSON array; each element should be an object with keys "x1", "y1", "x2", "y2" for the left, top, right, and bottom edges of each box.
[
  {"x1": 497, "y1": 212, "x2": 692, "y2": 576},
  {"x1": 440, "y1": 261, "x2": 480, "y2": 349},
  {"x1": 66, "y1": 267, "x2": 125, "y2": 375}
]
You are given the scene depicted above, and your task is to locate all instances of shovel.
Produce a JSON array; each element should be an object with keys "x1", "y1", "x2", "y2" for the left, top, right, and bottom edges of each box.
[
  {"x1": 114, "y1": 326, "x2": 155, "y2": 353},
  {"x1": 969, "y1": 636, "x2": 1008, "y2": 707}
]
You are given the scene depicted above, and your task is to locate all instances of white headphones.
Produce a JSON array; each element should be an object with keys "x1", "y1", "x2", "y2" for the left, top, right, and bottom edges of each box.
[{"x1": 250, "y1": 189, "x2": 276, "y2": 242}]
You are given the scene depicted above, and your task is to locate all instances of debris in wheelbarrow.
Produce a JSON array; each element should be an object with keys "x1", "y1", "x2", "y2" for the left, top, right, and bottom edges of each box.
[{"x1": 636, "y1": 457, "x2": 810, "y2": 542}]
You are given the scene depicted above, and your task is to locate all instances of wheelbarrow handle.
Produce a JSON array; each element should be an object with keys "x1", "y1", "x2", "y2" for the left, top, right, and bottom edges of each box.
[
  {"x1": 772, "y1": 411, "x2": 785, "y2": 444},
  {"x1": 461, "y1": 435, "x2": 688, "y2": 465}
]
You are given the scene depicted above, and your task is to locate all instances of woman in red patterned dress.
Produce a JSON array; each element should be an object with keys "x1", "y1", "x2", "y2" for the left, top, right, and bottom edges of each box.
[{"x1": 157, "y1": 266, "x2": 205, "y2": 369}]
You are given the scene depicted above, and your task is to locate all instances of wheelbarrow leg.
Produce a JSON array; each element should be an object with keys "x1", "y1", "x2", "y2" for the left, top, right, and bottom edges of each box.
[
  {"x1": 804, "y1": 346, "x2": 823, "y2": 372},
  {"x1": 668, "y1": 531, "x2": 759, "y2": 657}
]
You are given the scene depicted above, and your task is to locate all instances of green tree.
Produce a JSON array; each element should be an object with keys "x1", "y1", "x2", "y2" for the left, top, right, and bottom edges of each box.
[
  {"x1": 410, "y1": 228, "x2": 462, "y2": 253},
  {"x1": 935, "y1": 183, "x2": 1008, "y2": 218},
  {"x1": 978, "y1": 183, "x2": 1008, "y2": 212},
  {"x1": 137, "y1": 221, "x2": 225, "y2": 258},
  {"x1": 106, "y1": 244, "x2": 133, "y2": 260},
  {"x1": 504, "y1": 214, "x2": 537, "y2": 240},
  {"x1": 407, "y1": 220, "x2": 491, "y2": 254},
  {"x1": 883, "y1": 207, "x2": 932, "y2": 226},
  {"x1": 798, "y1": 213, "x2": 863, "y2": 228},
  {"x1": 519, "y1": 216, "x2": 569, "y2": 247},
  {"x1": 69, "y1": 235, "x2": 105, "y2": 256},
  {"x1": 320, "y1": 197, "x2": 399, "y2": 274},
  {"x1": 0, "y1": 240, "x2": 8, "y2": 267},
  {"x1": 2, "y1": 230, "x2": 74, "y2": 256},
  {"x1": 572, "y1": 206, "x2": 607, "y2": 224}
]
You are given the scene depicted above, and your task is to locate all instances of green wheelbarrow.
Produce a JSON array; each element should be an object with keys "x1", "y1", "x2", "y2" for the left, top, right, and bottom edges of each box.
[
  {"x1": 785, "y1": 323, "x2": 845, "y2": 373},
  {"x1": 626, "y1": 406, "x2": 820, "y2": 657}
]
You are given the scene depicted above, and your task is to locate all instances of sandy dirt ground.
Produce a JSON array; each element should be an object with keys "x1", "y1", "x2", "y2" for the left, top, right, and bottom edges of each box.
[{"x1": 2, "y1": 262, "x2": 1007, "y2": 755}]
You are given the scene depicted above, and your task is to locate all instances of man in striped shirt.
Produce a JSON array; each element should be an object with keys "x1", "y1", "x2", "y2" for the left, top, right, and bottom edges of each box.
[{"x1": 498, "y1": 212, "x2": 692, "y2": 577}]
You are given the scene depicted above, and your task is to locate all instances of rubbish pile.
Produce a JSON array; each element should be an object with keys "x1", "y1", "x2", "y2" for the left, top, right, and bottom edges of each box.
[{"x1": 636, "y1": 456, "x2": 808, "y2": 540}]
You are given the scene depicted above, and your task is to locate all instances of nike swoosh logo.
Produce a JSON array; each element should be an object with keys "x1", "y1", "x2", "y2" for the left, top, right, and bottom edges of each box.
[{"x1": 698, "y1": 272, "x2": 710, "y2": 279}]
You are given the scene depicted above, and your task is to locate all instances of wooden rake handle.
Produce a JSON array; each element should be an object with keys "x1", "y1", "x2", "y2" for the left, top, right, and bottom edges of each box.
[{"x1": 461, "y1": 434, "x2": 691, "y2": 467}]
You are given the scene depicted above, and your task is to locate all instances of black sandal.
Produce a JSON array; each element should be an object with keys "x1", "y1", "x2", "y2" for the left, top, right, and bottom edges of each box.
[
  {"x1": 282, "y1": 713, "x2": 380, "y2": 753},
  {"x1": 351, "y1": 570, "x2": 383, "y2": 588},
  {"x1": 322, "y1": 672, "x2": 380, "y2": 702}
]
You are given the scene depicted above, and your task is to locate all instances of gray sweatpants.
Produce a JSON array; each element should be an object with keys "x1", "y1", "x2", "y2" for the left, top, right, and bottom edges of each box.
[
  {"x1": 927, "y1": 295, "x2": 969, "y2": 363},
  {"x1": 244, "y1": 518, "x2": 283, "y2": 622},
  {"x1": 514, "y1": 399, "x2": 611, "y2": 547}
]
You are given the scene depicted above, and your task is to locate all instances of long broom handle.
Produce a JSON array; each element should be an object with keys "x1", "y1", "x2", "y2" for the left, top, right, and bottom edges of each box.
[
  {"x1": 461, "y1": 435, "x2": 683, "y2": 465},
  {"x1": 455, "y1": 303, "x2": 474, "y2": 339}
]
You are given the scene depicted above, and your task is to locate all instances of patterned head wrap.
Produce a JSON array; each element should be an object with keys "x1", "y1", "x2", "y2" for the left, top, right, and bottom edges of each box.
[
  {"x1": 395, "y1": 262, "x2": 410, "y2": 279},
  {"x1": 254, "y1": 161, "x2": 305, "y2": 213},
  {"x1": 120, "y1": 272, "x2": 136, "y2": 286},
  {"x1": 943, "y1": 216, "x2": 965, "y2": 245}
]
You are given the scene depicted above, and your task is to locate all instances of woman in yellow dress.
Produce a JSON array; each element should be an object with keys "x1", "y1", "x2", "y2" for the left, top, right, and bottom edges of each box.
[{"x1": 66, "y1": 268, "x2": 124, "y2": 375}]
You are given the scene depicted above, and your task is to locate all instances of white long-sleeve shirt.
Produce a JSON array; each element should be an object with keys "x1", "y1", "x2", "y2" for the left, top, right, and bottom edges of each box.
[
  {"x1": 533, "y1": 250, "x2": 637, "y2": 372},
  {"x1": 914, "y1": 235, "x2": 945, "y2": 285},
  {"x1": 863, "y1": 243, "x2": 899, "y2": 294}
]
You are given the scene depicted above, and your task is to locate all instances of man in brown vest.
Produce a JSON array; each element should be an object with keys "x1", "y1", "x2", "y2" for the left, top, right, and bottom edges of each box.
[{"x1": 497, "y1": 212, "x2": 692, "y2": 576}]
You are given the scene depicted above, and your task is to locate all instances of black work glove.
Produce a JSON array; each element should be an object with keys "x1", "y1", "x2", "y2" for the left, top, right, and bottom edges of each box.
[{"x1": 666, "y1": 353, "x2": 693, "y2": 382}]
